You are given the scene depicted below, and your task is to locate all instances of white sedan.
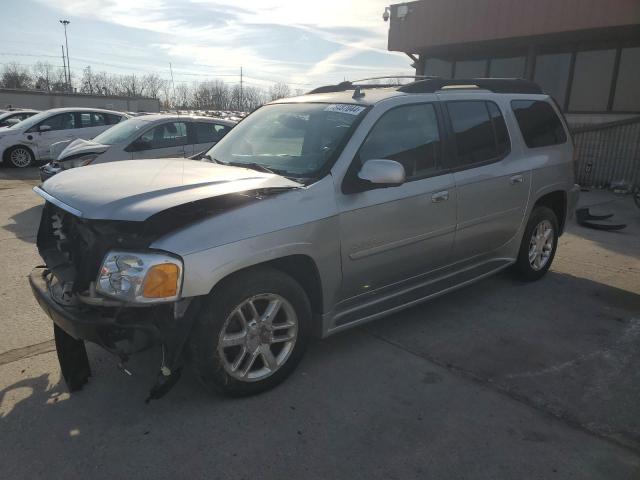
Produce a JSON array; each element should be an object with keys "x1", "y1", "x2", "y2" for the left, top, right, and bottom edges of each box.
[
  {"x1": 0, "y1": 109, "x2": 39, "y2": 128},
  {"x1": 0, "y1": 107, "x2": 127, "y2": 168}
]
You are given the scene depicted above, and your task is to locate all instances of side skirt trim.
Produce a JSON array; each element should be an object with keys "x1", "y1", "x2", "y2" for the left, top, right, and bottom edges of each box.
[{"x1": 328, "y1": 259, "x2": 512, "y2": 334}]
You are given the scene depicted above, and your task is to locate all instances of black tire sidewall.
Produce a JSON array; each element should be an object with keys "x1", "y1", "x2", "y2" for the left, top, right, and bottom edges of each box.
[
  {"x1": 515, "y1": 206, "x2": 559, "y2": 281},
  {"x1": 188, "y1": 267, "x2": 311, "y2": 397},
  {"x1": 7, "y1": 146, "x2": 34, "y2": 168}
]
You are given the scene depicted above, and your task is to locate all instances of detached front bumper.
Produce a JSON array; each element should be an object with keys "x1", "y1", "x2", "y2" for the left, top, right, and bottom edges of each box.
[
  {"x1": 29, "y1": 267, "x2": 116, "y2": 343},
  {"x1": 29, "y1": 267, "x2": 202, "y2": 400}
]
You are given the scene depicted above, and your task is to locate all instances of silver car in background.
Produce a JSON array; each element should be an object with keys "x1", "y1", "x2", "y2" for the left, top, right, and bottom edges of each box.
[{"x1": 39, "y1": 114, "x2": 236, "y2": 180}]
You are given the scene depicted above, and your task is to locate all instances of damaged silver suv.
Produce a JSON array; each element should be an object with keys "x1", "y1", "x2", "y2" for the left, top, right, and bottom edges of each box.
[{"x1": 30, "y1": 78, "x2": 579, "y2": 399}]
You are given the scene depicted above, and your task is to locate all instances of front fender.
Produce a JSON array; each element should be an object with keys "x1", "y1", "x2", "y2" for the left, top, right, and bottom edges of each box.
[{"x1": 170, "y1": 217, "x2": 341, "y2": 312}]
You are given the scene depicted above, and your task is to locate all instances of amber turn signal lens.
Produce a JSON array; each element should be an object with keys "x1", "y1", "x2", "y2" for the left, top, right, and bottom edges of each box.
[{"x1": 143, "y1": 263, "x2": 179, "y2": 298}]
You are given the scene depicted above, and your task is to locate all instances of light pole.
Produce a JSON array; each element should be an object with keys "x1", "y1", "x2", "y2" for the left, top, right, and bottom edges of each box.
[{"x1": 59, "y1": 20, "x2": 71, "y2": 90}]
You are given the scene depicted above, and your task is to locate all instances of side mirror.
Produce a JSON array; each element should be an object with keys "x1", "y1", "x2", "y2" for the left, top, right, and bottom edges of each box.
[
  {"x1": 357, "y1": 159, "x2": 405, "y2": 187},
  {"x1": 38, "y1": 124, "x2": 52, "y2": 132},
  {"x1": 6, "y1": 118, "x2": 20, "y2": 126}
]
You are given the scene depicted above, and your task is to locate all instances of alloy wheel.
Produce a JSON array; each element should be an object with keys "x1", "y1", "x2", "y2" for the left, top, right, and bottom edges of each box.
[
  {"x1": 217, "y1": 293, "x2": 298, "y2": 382},
  {"x1": 10, "y1": 148, "x2": 32, "y2": 168},
  {"x1": 528, "y1": 219, "x2": 554, "y2": 271}
]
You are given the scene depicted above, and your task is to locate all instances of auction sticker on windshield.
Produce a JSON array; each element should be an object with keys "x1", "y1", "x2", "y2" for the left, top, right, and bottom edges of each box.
[{"x1": 324, "y1": 104, "x2": 366, "y2": 115}]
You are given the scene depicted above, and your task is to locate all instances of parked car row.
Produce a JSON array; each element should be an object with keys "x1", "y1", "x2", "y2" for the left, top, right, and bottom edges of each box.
[
  {"x1": 40, "y1": 114, "x2": 235, "y2": 180},
  {"x1": 0, "y1": 106, "x2": 236, "y2": 171}
]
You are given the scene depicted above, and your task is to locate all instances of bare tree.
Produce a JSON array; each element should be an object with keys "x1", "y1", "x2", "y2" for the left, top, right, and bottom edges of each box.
[
  {"x1": 210, "y1": 79, "x2": 231, "y2": 110},
  {"x1": 80, "y1": 66, "x2": 96, "y2": 95},
  {"x1": 174, "y1": 83, "x2": 190, "y2": 109},
  {"x1": 1, "y1": 63, "x2": 34, "y2": 89},
  {"x1": 117, "y1": 74, "x2": 142, "y2": 97},
  {"x1": 33, "y1": 61, "x2": 62, "y2": 92},
  {"x1": 141, "y1": 73, "x2": 165, "y2": 99},
  {"x1": 268, "y1": 82, "x2": 291, "y2": 101}
]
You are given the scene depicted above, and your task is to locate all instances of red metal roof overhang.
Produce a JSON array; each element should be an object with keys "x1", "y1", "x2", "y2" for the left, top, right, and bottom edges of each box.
[{"x1": 388, "y1": 0, "x2": 640, "y2": 55}]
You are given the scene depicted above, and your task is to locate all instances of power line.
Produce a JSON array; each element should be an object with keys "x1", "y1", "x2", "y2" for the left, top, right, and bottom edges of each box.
[{"x1": 0, "y1": 52, "x2": 312, "y2": 86}]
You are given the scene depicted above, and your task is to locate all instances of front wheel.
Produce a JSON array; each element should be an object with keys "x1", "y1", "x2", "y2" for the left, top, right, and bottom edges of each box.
[
  {"x1": 6, "y1": 146, "x2": 35, "y2": 168},
  {"x1": 513, "y1": 206, "x2": 559, "y2": 281},
  {"x1": 188, "y1": 267, "x2": 311, "y2": 397}
]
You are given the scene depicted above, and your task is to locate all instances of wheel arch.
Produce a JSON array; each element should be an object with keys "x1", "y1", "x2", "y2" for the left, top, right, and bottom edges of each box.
[
  {"x1": 201, "y1": 253, "x2": 326, "y2": 337},
  {"x1": 533, "y1": 190, "x2": 567, "y2": 234}
]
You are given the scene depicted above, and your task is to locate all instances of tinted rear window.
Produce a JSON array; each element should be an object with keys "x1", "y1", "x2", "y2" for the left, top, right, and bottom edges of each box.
[
  {"x1": 195, "y1": 122, "x2": 231, "y2": 144},
  {"x1": 511, "y1": 100, "x2": 567, "y2": 148},
  {"x1": 446, "y1": 101, "x2": 510, "y2": 167}
]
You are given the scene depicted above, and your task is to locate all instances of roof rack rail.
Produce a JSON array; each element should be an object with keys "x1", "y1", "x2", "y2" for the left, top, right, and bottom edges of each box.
[
  {"x1": 397, "y1": 78, "x2": 543, "y2": 94},
  {"x1": 308, "y1": 81, "x2": 398, "y2": 95},
  {"x1": 307, "y1": 76, "x2": 435, "y2": 95},
  {"x1": 307, "y1": 77, "x2": 543, "y2": 96}
]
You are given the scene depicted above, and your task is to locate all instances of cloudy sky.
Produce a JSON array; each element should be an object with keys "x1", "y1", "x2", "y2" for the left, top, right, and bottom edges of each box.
[{"x1": 2, "y1": 0, "x2": 412, "y2": 90}]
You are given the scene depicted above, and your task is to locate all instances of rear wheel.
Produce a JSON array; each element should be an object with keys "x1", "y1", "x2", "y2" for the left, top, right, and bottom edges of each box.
[
  {"x1": 188, "y1": 267, "x2": 311, "y2": 397},
  {"x1": 513, "y1": 206, "x2": 559, "y2": 281},
  {"x1": 6, "y1": 146, "x2": 34, "y2": 168}
]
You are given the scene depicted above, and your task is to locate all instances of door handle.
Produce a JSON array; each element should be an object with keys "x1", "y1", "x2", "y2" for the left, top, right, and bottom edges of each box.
[
  {"x1": 431, "y1": 190, "x2": 449, "y2": 203},
  {"x1": 510, "y1": 174, "x2": 524, "y2": 185}
]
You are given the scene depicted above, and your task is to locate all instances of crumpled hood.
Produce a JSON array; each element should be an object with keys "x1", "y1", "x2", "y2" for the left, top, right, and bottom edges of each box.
[
  {"x1": 58, "y1": 138, "x2": 109, "y2": 161},
  {"x1": 37, "y1": 158, "x2": 301, "y2": 221}
]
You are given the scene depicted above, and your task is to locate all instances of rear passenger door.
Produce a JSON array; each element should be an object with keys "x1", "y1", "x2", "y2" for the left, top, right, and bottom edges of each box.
[
  {"x1": 443, "y1": 98, "x2": 531, "y2": 261},
  {"x1": 128, "y1": 121, "x2": 189, "y2": 159},
  {"x1": 191, "y1": 122, "x2": 232, "y2": 154}
]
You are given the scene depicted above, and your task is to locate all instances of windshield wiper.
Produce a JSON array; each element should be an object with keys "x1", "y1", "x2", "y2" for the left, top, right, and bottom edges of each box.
[{"x1": 226, "y1": 161, "x2": 281, "y2": 175}]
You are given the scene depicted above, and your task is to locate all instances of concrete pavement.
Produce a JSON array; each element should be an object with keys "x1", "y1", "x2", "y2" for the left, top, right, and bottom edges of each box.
[{"x1": 0, "y1": 168, "x2": 639, "y2": 479}]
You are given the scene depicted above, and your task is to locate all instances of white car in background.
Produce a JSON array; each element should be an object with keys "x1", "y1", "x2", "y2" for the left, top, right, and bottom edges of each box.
[
  {"x1": 0, "y1": 107, "x2": 127, "y2": 168},
  {"x1": 40, "y1": 115, "x2": 236, "y2": 180},
  {"x1": 0, "y1": 109, "x2": 39, "y2": 128}
]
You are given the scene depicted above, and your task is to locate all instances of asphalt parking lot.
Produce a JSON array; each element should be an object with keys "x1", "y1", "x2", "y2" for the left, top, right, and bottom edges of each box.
[{"x1": 1, "y1": 167, "x2": 639, "y2": 479}]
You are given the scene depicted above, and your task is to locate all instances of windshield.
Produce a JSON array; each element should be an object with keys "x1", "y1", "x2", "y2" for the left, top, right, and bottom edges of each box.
[
  {"x1": 92, "y1": 117, "x2": 151, "y2": 145},
  {"x1": 206, "y1": 103, "x2": 367, "y2": 178},
  {"x1": 8, "y1": 110, "x2": 51, "y2": 130}
]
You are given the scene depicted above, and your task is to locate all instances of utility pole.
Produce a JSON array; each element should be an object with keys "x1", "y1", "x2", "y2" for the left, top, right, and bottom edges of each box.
[
  {"x1": 59, "y1": 20, "x2": 71, "y2": 90},
  {"x1": 169, "y1": 62, "x2": 177, "y2": 112},
  {"x1": 239, "y1": 66, "x2": 243, "y2": 111},
  {"x1": 61, "y1": 45, "x2": 68, "y2": 88}
]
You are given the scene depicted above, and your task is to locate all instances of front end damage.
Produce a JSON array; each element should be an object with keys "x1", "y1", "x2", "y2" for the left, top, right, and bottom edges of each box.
[{"x1": 30, "y1": 192, "x2": 267, "y2": 400}]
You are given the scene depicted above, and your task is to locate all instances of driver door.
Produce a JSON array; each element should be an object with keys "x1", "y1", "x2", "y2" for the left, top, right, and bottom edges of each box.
[{"x1": 336, "y1": 103, "x2": 457, "y2": 301}]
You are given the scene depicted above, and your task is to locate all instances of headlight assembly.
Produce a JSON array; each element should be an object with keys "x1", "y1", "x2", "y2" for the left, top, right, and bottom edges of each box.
[
  {"x1": 62, "y1": 154, "x2": 99, "y2": 169},
  {"x1": 96, "y1": 251, "x2": 183, "y2": 303}
]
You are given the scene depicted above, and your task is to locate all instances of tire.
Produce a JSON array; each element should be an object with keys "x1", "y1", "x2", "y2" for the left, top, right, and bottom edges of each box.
[
  {"x1": 5, "y1": 145, "x2": 34, "y2": 168},
  {"x1": 188, "y1": 267, "x2": 311, "y2": 397},
  {"x1": 513, "y1": 206, "x2": 559, "y2": 281}
]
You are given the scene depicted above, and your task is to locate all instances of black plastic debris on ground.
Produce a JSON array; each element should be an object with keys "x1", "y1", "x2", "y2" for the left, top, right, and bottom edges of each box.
[{"x1": 576, "y1": 207, "x2": 627, "y2": 231}]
